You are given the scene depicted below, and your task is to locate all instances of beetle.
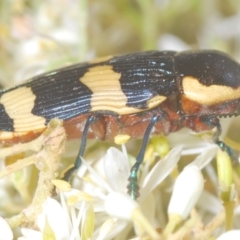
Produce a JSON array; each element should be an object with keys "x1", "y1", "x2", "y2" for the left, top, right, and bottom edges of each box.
[{"x1": 0, "y1": 50, "x2": 239, "y2": 198}]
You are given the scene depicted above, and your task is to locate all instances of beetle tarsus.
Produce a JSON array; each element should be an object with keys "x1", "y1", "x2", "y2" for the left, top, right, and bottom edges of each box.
[
  {"x1": 216, "y1": 140, "x2": 237, "y2": 162},
  {"x1": 128, "y1": 168, "x2": 140, "y2": 199}
]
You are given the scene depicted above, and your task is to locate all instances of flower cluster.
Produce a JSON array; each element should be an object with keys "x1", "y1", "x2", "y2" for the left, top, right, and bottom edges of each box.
[{"x1": 2, "y1": 135, "x2": 239, "y2": 239}]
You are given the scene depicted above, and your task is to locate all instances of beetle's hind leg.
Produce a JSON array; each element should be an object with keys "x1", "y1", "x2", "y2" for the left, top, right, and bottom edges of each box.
[{"x1": 63, "y1": 115, "x2": 95, "y2": 181}]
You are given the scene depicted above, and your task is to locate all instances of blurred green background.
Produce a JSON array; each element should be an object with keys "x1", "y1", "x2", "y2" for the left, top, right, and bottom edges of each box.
[{"x1": 1, "y1": 0, "x2": 240, "y2": 88}]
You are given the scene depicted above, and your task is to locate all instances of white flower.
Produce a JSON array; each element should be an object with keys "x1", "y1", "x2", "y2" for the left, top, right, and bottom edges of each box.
[
  {"x1": 0, "y1": 216, "x2": 13, "y2": 240},
  {"x1": 37, "y1": 197, "x2": 70, "y2": 240},
  {"x1": 168, "y1": 165, "x2": 204, "y2": 220},
  {"x1": 30, "y1": 146, "x2": 182, "y2": 239},
  {"x1": 18, "y1": 228, "x2": 42, "y2": 240},
  {"x1": 19, "y1": 197, "x2": 70, "y2": 240},
  {"x1": 104, "y1": 192, "x2": 139, "y2": 219},
  {"x1": 75, "y1": 146, "x2": 182, "y2": 239},
  {"x1": 140, "y1": 146, "x2": 182, "y2": 201},
  {"x1": 11, "y1": 142, "x2": 222, "y2": 239},
  {"x1": 216, "y1": 230, "x2": 240, "y2": 240}
]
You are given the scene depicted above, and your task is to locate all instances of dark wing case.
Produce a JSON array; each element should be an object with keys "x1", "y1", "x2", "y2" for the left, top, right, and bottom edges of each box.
[{"x1": 0, "y1": 51, "x2": 178, "y2": 132}]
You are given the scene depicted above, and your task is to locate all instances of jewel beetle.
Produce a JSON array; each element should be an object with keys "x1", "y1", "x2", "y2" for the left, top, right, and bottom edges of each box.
[{"x1": 0, "y1": 50, "x2": 239, "y2": 198}]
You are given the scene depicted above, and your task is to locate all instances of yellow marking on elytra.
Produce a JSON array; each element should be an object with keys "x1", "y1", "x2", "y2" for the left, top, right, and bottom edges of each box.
[
  {"x1": 147, "y1": 95, "x2": 167, "y2": 109},
  {"x1": 80, "y1": 65, "x2": 166, "y2": 114},
  {"x1": 0, "y1": 131, "x2": 29, "y2": 140},
  {"x1": 182, "y1": 77, "x2": 240, "y2": 105},
  {"x1": 89, "y1": 55, "x2": 113, "y2": 64},
  {"x1": 0, "y1": 87, "x2": 46, "y2": 132}
]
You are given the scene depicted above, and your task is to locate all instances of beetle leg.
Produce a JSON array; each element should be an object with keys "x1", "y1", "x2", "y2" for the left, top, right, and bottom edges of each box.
[
  {"x1": 63, "y1": 115, "x2": 95, "y2": 181},
  {"x1": 215, "y1": 140, "x2": 237, "y2": 162},
  {"x1": 127, "y1": 115, "x2": 160, "y2": 200},
  {"x1": 199, "y1": 116, "x2": 237, "y2": 161},
  {"x1": 198, "y1": 116, "x2": 222, "y2": 141}
]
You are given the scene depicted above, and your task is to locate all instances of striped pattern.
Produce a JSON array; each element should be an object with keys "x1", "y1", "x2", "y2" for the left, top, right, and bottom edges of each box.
[{"x1": 0, "y1": 49, "x2": 240, "y2": 142}]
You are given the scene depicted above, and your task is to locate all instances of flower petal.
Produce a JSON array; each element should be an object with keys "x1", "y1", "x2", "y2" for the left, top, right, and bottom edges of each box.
[
  {"x1": 103, "y1": 147, "x2": 130, "y2": 193},
  {"x1": 81, "y1": 203, "x2": 94, "y2": 240},
  {"x1": 0, "y1": 216, "x2": 13, "y2": 240},
  {"x1": 197, "y1": 190, "x2": 222, "y2": 214},
  {"x1": 95, "y1": 219, "x2": 128, "y2": 240},
  {"x1": 104, "y1": 192, "x2": 138, "y2": 220},
  {"x1": 190, "y1": 144, "x2": 218, "y2": 169},
  {"x1": 168, "y1": 165, "x2": 204, "y2": 219},
  {"x1": 140, "y1": 146, "x2": 182, "y2": 201},
  {"x1": 37, "y1": 197, "x2": 70, "y2": 240},
  {"x1": 19, "y1": 228, "x2": 42, "y2": 240},
  {"x1": 217, "y1": 230, "x2": 240, "y2": 240}
]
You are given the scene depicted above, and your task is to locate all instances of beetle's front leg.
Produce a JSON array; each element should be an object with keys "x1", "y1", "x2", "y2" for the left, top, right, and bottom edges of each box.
[
  {"x1": 196, "y1": 115, "x2": 222, "y2": 142},
  {"x1": 200, "y1": 116, "x2": 237, "y2": 161},
  {"x1": 182, "y1": 115, "x2": 221, "y2": 139},
  {"x1": 183, "y1": 115, "x2": 236, "y2": 161}
]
